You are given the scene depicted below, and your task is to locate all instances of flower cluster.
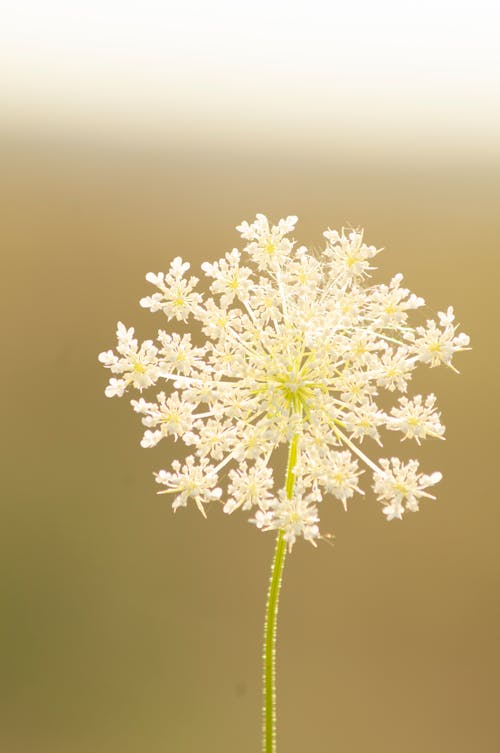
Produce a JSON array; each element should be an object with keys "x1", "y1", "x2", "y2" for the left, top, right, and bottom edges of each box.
[{"x1": 99, "y1": 214, "x2": 469, "y2": 550}]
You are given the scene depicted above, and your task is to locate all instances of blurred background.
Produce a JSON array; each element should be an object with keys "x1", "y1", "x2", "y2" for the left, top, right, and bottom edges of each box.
[{"x1": 1, "y1": 2, "x2": 499, "y2": 752}]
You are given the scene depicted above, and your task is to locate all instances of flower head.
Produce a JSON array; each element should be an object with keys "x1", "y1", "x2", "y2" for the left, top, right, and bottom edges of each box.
[{"x1": 99, "y1": 215, "x2": 469, "y2": 549}]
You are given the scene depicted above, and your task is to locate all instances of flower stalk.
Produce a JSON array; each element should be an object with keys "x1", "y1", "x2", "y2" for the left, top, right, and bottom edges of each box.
[
  {"x1": 262, "y1": 434, "x2": 298, "y2": 753},
  {"x1": 263, "y1": 530, "x2": 286, "y2": 753}
]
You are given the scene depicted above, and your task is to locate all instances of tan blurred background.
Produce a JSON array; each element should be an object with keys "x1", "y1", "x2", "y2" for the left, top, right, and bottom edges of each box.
[{"x1": 1, "y1": 2, "x2": 499, "y2": 752}]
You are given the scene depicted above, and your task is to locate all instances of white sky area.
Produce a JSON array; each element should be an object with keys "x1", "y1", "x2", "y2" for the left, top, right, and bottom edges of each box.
[{"x1": 1, "y1": 0, "x2": 499, "y2": 147}]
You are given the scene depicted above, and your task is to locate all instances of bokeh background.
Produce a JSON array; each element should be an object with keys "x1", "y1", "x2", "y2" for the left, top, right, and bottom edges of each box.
[{"x1": 1, "y1": 2, "x2": 499, "y2": 752}]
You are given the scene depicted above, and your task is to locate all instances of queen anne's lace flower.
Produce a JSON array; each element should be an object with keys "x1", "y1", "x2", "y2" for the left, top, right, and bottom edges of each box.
[{"x1": 99, "y1": 214, "x2": 469, "y2": 549}]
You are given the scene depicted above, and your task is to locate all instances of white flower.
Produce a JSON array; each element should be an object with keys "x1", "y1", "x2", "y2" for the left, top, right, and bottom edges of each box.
[
  {"x1": 201, "y1": 248, "x2": 253, "y2": 307},
  {"x1": 387, "y1": 394, "x2": 445, "y2": 444},
  {"x1": 343, "y1": 400, "x2": 386, "y2": 444},
  {"x1": 157, "y1": 331, "x2": 206, "y2": 376},
  {"x1": 250, "y1": 489, "x2": 320, "y2": 552},
  {"x1": 131, "y1": 391, "x2": 196, "y2": 445},
  {"x1": 224, "y1": 458, "x2": 275, "y2": 513},
  {"x1": 235, "y1": 214, "x2": 298, "y2": 270},
  {"x1": 140, "y1": 257, "x2": 202, "y2": 322},
  {"x1": 99, "y1": 215, "x2": 469, "y2": 547},
  {"x1": 373, "y1": 458, "x2": 442, "y2": 520},
  {"x1": 412, "y1": 307, "x2": 470, "y2": 369},
  {"x1": 376, "y1": 348, "x2": 415, "y2": 392},
  {"x1": 154, "y1": 456, "x2": 222, "y2": 517},
  {"x1": 98, "y1": 322, "x2": 160, "y2": 396},
  {"x1": 184, "y1": 418, "x2": 237, "y2": 461},
  {"x1": 368, "y1": 273, "x2": 425, "y2": 328},
  {"x1": 303, "y1": 449, "x2": 363, "y2": 509},
  {"x1": 323, "y1": 228, "x2": 379, "y2": 280}
]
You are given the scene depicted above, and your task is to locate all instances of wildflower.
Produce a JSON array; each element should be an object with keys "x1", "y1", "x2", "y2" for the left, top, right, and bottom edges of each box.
[
  {"x1": 251, "y1": 489, "x2": 320, "y2": 552},
  {"x1": 373, "y1": 459, "x2": 443, "y2": 520},
  {"x1": 98, "y1": 322, "x2": 160, "y2": 396},
  {"x1": 387, "y1": 394, "x2": 445, "y2": 444},
  {"x1": 154, "y1": 456, "x2": 222, "y2": 517},
  {"x1": 224, "y1": 459, "x2": 274, "y2": 514},
  {"x1": 99, "y1": 215, "x2": 470, "y2": 548}
]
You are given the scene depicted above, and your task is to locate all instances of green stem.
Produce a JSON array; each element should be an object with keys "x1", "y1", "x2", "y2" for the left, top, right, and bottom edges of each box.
[{"x1": 262, "y1": 434, "x2": 298, "y2": 753}]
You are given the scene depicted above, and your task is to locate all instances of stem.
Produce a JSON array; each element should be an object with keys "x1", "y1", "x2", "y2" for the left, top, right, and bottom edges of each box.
[
  {"x1": 262, "y1": 530, "x2": 286, "y2": 753},
  {"x1": 262, "y1": 434, "x2": 298, "y2": 753}
]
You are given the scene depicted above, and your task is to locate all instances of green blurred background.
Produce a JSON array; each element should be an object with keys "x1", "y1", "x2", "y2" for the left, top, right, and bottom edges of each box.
[{"x1": 1, "y1": 3, "x2": 499, "y2": 752}]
